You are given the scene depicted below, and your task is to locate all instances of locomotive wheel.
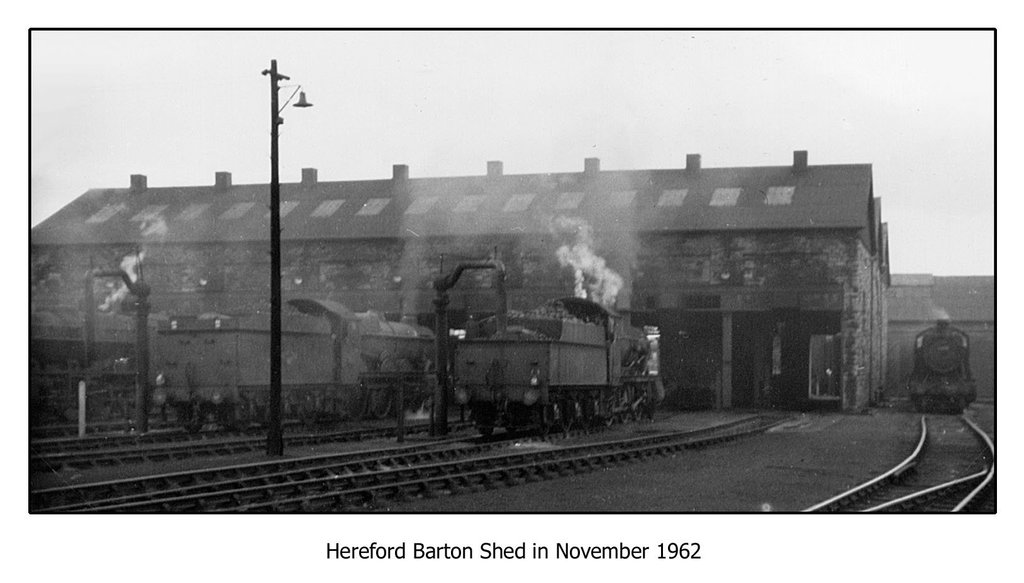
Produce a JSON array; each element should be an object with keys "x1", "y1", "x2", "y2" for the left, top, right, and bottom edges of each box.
[
  {"x1": 560, "y1": 406, "x2": 577, "y2": 437},
  {"x1": 366, "y1": 390, "x2": 394, "y2": 419},
  {"x1": 604, "y1": 410, "x2": 622, "y2": 427},
  {"x1": 950, "y1": 397, "x2": 966, "y2": 414}
]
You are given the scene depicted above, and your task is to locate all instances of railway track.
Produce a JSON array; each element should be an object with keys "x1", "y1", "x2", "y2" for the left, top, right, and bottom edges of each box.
[
  {"x1": 31, "y1": 420, "x2": 179, "y2": 440},
  {"x1": 804, "y1": 414, "x2": 994, "y2": 513},
  {"x1": 30, "y1": 420, "x2": 472, "y2": 473},
  {"x1": 30, "y1": 423, "x2": 638, "y2": 511},
  {"x1": 29, "y1": 418, "x2": 386, "y2": 456},
  {"x1": 36, "y1": 413, "x2": 788, "y2": 513},
  {"x1": 31, "y1": 427, "x2": 264, "y2": 456}
]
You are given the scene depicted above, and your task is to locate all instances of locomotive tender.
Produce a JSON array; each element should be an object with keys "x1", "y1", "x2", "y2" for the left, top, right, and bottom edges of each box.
[
  {"x1": 30, "y1": 310, "x2": 149, "y2": 425},
  {"x1": 908, "y1": 319, "x2": 976, "y2": 413},
  {"x1": 151, "y1": 299, "x2": 435, "y2": 430},
  {"x1": 453, "y1": 297, "x2": 661, "y2": 435}
]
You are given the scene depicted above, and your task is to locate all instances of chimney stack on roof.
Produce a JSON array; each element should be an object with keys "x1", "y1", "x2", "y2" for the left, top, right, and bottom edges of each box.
[
  {"x1": 301, "y1": 167, "x2": 318, "y2": 188},
  {"x1": 487, "y1": 160, "x2": 504, "y2": 177},
  {"x1": 215, "y1": 171, "x2": 232, "y2": 191},
  {"x1": 584, "y1": 157, "x2": 601, "y2": 176},
  {"x1": 393, "y1": 164, "x2": 409, "y2": 181},
  {"x1": 793, "y1": 150, "x2": 808, "y2": 172},
  {"x1": 129, "y1": 174, "x2": 147, "y2": 194},
  {"x1": 686, "y1": 154, "x2": 701, "y2": 172}
]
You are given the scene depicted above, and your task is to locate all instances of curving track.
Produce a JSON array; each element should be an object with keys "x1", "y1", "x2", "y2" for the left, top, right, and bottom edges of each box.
[{"x1": 804, "y1": 414, "x2": 994, "y2": 513}]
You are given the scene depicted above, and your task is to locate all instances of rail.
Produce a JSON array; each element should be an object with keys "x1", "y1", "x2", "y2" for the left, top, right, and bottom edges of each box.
[
  {"x1": 952, "y1": 417, "x2": 995, "y2": 512},
  {"x1": 803, "y1": 416, "x2": 927, "y2": 512}
]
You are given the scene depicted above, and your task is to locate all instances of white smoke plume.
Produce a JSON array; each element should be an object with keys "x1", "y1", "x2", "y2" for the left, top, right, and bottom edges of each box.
[
  {"x1": 551, "y1": 216, "x2": 623, "y2": 308},
  {"x1": 98, "y1": 250, "x2": 146, "y2": 311}
]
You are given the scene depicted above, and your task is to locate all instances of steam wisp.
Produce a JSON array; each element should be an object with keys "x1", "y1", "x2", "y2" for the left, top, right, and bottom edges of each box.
[
  {"x1": 98, "y1": 251, "x2": 145, "y2": 312},
  {"x1": 552, "y1": 216, "x2": 623, "y2": 308}
]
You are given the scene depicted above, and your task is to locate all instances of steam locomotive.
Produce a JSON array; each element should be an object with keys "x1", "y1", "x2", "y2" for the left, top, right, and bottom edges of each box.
[
  {"x1": 454, "y1": 297, "x2": 661, "y2": 435},
  {"x1": 30, "y1": 310, "x2": 144, "y2": 425},
  {"x1": 151, "y1": 299, "x2": 436, "y2": 431},
  {"x1": 908, "y1": 319, "x2": 976, "y2": 413}
]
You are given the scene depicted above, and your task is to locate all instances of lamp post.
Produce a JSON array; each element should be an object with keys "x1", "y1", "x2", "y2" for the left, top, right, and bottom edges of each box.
[{"x1": 262, "y1": 59, "x2": 312, "y2": 456}]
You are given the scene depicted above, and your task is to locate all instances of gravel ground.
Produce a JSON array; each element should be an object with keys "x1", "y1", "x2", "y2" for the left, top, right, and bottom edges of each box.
[{"x1": 375, "y1": 409, "x2": 925, "y2": 513}]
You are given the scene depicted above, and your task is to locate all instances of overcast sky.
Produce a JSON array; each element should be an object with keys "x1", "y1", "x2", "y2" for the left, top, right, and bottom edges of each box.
[{"x1": 30, "y1": 30, "x2": 994, "y2": 275}]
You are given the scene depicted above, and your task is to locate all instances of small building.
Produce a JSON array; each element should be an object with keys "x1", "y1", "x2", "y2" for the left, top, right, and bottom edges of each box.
[
  {"x1": 31, "y1": 151, "x2": 889, "y2": 411},
  {"x1": 886, "y1": 274, "x2": 994, "y2": 402}
]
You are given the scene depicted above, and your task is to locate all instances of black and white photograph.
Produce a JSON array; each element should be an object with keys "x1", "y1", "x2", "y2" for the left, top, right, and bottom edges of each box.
[{"x1": 17, "y1": 19, "x2": 1007, "y2": 581}]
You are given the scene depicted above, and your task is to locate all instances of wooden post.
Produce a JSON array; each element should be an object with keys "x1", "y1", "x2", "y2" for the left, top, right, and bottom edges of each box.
[
  {"x1": 721, "y1": 311, "x2": 733, "y2": 408},
  {"x1": 78, "y1": 380, "x2": 87, "y2": 437},
  {"x1": 396, "y1": 381, "x2": 405, "y2": 443}
]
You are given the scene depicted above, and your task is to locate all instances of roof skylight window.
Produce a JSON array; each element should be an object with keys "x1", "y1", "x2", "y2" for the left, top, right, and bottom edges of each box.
[
  {"x1": 310, "y1": 199, "x2": 345, "y2": 218},
  {"x1": 555, "y1": 191, "x2": 585, "y2": 210},
  {"x1": 453, "y1": 195, "x2": 487, "y2": 213},
  {"x1": 765, "y1": 186, "x2": 795, "y2": 206},
  {"x1": 178, "y1": 204, "x2": 209, "y2": 222},
  {"x1": 656, "y1": 189, "x2": 688, "y2": 207},
  {"x1": 220, "y1": 202, "x2": 256, "y2": 220},
  {"x1": 85, "y1": 204, "x2": 125, "y2": 224},
  {"x1": 709, "y1": 188, "x2": 742, "y2": 207},
  {"x1": 178, "y1": 203, "x2": 211, "y2": 221},
  {"x1": 503, "y1": 194, "x2": 535, "y2": 212},
  {"x1": 405, "y1": 196, "x2": 439, "y2": 215},
  {"x1": 356, "y1": 198, "x2": 391, "y2": 216},
  {"x1": 264, "y1": 201, "x2": 300, "y2": 218},
  {"x1": 130, "y1": 205, "x2": 168, "y2": 221}
]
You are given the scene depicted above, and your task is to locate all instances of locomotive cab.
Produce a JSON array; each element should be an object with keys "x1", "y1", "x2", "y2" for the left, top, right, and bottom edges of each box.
[{"x1": 454, "y1": 298, "x2": 660, "y2": 435}]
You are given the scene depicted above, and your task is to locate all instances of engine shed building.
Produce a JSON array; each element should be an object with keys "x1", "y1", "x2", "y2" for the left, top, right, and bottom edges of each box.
[
  {"x1": 31, "y1": 151, "x2": 889, "y2": 411},
  {"x1": 885, "y1": 274, "x2": 994, "y2": 403}
]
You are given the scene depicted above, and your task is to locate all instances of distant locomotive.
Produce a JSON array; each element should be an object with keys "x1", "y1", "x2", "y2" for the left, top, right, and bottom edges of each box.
[
  {"x1": 453, "y1": 297, "x2": 661, "y2": 435},
  {"x1": 908, "y1": 319, "x2": 976, "y2": 413},
  {"x1": 151, "y1": 299, "x2": 435, "y2": 431}
]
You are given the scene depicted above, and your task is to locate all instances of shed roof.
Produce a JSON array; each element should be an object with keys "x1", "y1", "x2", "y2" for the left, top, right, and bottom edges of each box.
[
  {"x1": 32, "y1": 161, "x2": 874, "y2": 246},
  {"x1": 887, "y1": 275, "x2": 994, "y2": 322}
]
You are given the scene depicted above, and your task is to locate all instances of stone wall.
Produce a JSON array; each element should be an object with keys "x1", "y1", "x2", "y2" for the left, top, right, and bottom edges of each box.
[{"x1": 32, "y1": 227, "x2": 888, "y2": 411}]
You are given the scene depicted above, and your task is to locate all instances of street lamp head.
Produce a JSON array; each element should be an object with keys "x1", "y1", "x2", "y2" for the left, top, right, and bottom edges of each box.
[{"x1": 294, "y1": 91, "x2": 313, "y2": 108}]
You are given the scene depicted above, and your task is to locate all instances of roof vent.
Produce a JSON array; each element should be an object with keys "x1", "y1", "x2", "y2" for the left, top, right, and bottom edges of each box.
[
  {"x1": 215, "y1": 171, "x2": 232, "y2": 191},
  {"x1": 393, "y1": 164, "x2": 409, "y2": 181},
  {"x1": 793, "y1": 150, "x2": 808, "y2": 172},
  {"x1": 487, "y1": 160, "x2": 503, "y2": 177},
  {"x1": 301, "y1": 167, "x2": 318, "y2": 187},
  {"x1": 129, "y1": 174, "x2": 148, "y2": 194},
  {"x1": 584, "y1": 157, "x2": 600, "y2": 176},
  {"x1": 686, "y1": 154, "x2": 701, "y2": 172}
]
